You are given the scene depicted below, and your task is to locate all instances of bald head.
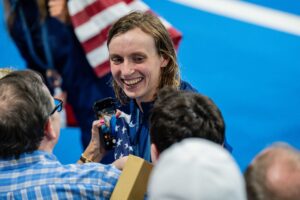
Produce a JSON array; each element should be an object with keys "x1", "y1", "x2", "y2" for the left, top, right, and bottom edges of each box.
[
  {"x1": 0, "y1": 68, "x2": 13, "y2": 79},
  {"x1": 245, "y1": 143, "x2": 300, "y2": 200}
]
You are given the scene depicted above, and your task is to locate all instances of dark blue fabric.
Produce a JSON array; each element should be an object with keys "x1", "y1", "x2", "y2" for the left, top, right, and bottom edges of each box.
[{"x1": 8, "y1": 0, "x2": 115, "y2": 148}]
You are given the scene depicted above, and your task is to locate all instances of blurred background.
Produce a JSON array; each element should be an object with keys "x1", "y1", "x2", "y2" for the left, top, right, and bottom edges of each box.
[{"x1": 1, "y1": 0, "x2": 300, "y2": 170}]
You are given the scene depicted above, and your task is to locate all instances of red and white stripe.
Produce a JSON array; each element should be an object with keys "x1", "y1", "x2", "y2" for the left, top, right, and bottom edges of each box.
[{"x1": 68, "y1": 0, "x2": 182, "y2": 77}]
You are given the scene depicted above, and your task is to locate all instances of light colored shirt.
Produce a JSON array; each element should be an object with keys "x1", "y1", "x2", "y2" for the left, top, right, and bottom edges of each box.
[{"x1": 0, "y1": 150, "x2": 120, "y2": 199}]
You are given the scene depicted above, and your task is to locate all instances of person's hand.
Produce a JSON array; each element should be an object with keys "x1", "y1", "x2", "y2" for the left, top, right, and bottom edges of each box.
[
  {"x1": 48, "y1": 0, "x2": 70, "y2": 23},
  {"x1": 112, "y1": 156, "x2": 128, "y2": 170},
  {"x1": 115, "y1": 109, "x2": 122, "y2": 118},
  {"x1": 78, "y1": 119, "x2": 106, "y2": 164},
  {"x1": 115, "y1": 109, "x2": 131, "y2": 123}
]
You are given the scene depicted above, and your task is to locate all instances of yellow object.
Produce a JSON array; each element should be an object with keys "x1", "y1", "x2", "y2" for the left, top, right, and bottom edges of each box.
[{"x1": 111, "y1": 155, "x2": 153, "y2": 200}]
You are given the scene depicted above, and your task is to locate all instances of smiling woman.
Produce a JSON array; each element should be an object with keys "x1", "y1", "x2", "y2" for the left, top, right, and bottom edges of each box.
[
  {"x1": 103, "y1": 11, "x2": 198, "y2": 162},
  {"x1": 107, "y1": 11, "x2": 182, "y2": 106},
  {"x1": 109, "y1": 27, "x2": 167, "y2": 107}
]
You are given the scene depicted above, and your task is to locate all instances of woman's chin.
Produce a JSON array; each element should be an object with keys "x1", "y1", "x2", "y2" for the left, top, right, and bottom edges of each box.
[
  {"x1": 124, "y1": 91, "x2": 139, "y2": 99},
  {"x1": 123, "y1": 84, "x2": 141, "y2": 98}
]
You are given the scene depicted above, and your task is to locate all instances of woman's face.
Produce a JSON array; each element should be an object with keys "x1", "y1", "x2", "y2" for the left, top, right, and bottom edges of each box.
[{"x1": 109, "y1": 28, "x2": 167, "y2": 105}]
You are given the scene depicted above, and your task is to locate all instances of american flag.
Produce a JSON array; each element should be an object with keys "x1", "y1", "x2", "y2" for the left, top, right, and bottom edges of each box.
[
  {"x1": 68, "y1": 0, "x2": 182, "y2": 77},
  {"x1": 107, "y1": 111, "x2": 134, "y2": 159}
]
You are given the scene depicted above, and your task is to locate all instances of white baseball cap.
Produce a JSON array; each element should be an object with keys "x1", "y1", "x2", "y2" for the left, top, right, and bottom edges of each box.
[{"x1": 148, "y1": 138, "x2": 246, "y2": 200}]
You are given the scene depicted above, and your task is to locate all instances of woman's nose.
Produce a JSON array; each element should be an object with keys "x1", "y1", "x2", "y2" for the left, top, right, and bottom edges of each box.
[{"x1": 122, "y1": 61, "x2": 134, "y2": 76}]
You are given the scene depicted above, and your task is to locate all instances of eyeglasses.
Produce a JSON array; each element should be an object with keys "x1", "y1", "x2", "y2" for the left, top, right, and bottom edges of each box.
[{"x1": 49, "y1": 98, "x2": 63, "y2": 116}]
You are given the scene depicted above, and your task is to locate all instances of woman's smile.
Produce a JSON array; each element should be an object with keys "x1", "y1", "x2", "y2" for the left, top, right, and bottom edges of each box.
[{"x1": 122, "y1": 77, "x2": 144, "y2": 87}]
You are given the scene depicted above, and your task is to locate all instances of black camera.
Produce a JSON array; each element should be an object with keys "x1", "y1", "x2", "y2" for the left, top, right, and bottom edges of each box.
[{"x1": 93, "y1": 97, "x2": 117, "y2": 150}]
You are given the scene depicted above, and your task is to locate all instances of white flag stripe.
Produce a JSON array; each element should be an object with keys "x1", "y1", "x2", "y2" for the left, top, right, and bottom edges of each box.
[
  {"x1": 75, "y1": 2, "x2": 129, "y2": 42},
  {"x1": 68, "y1": 0, "x2": 97, "y2": 16},
  {"x1": 128, "y1": 0, "x2": 149, "y2": 12},
  {"x1": 170, "y1": 0, "x2": 300, "y2": 36},
  {"x1": 128, "y1": 1, "x2": 172, "y2": 28},
  {"x1": 86, "y1": 43, "x2": 109, "y2": 67}
]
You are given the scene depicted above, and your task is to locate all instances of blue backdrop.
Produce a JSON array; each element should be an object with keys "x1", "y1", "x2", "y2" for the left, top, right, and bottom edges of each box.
[{"x1": 1, "y1": 0, "x2": 299, "y2": 170}]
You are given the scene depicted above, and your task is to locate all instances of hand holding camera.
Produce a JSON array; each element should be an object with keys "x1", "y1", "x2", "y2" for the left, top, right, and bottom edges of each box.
[
  {"x1": 79, "y1": 119, "x2": 107, "y2": 163},
  {"x1": 93, "y1": 97, "x2": 117, "y2": 150}
]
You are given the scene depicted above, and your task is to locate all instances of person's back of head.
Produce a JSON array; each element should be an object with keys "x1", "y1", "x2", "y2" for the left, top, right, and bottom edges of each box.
[
  {"x1": 148, "y1": 138, "x2": 246, "y2": 200},
  {"x1": 244, "y1": 143, "x2": 300, "y2": 200},
  {"x1": 150, "y1": 87, "x2": 225, "y2": 157},
  {"x1": 0, "y1": 70, "x2": 53, "y2": 159}
]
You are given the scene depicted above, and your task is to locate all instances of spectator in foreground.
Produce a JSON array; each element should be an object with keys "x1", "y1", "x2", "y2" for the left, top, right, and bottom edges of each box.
[
  {"x1": 0, "y1": 70, "x2": 126, "y2": 199},
  {"x1": 149, "y1": 87, "x2": 226, "y2": 163},
  {"x1": 244, "y1": 142, "x2": 300, "y2": 200},
  {"x1": 148, "y1": 138, "x2": 246, "y2": 200}
]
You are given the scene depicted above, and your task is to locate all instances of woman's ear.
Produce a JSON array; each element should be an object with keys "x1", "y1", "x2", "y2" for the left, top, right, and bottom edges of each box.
[{"x1": 160, "y1": 55, "x2": 170, "y2": 68}]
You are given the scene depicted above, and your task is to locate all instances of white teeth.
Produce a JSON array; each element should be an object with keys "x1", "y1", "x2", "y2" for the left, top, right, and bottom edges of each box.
[{"x1": 123, "y1": 78, "x2": 142, "y2": 85}]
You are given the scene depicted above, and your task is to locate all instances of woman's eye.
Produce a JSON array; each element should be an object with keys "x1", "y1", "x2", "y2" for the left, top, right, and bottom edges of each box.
[
  {"x1": 110, "y1": 56, "x2": 123, "y2": 64},
  {"x1": 132, "y1": 56, "x2": 145, "y2": 63}
]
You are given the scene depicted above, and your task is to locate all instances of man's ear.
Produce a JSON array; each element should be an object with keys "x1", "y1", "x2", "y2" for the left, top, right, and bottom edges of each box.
[
  {"x1": 44, "y1": 119, "x2": 57, "y2": 140},
  {"x1": 151, "y1": 143, "x2": 160, "y2": 164}
]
